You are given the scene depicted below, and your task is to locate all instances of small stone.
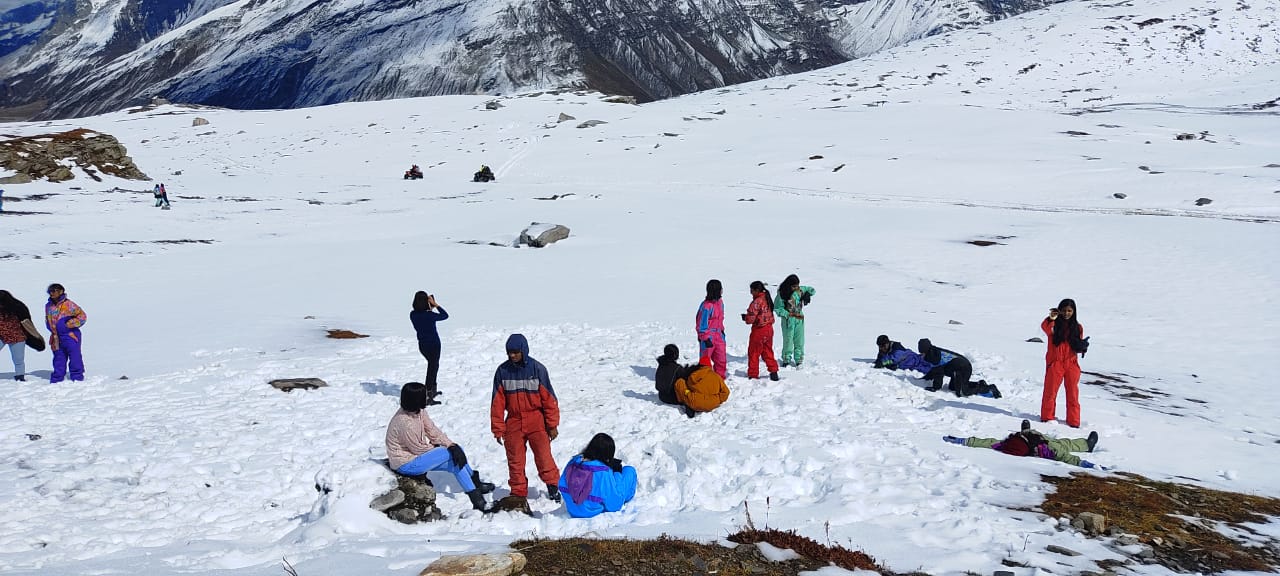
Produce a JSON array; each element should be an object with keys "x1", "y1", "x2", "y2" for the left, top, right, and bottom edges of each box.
[
  {"x1": 1077, "y1": 512, "x2": 1107, "y2": 534},
  {"x1": 1027, "y1": 337, "x2": 1045, "y2": 343},
  {"x1": 1151, "y1": 537, "x2": 1164, "y2": 546},
  {"x1": 1046, "y1": 545, "x2": 1081, "y2": 557},
  {"x1": 1175, "y1": 133, "x2": 1196, "y2": 140},
  {"x1": 518, "y1": 223, "x2": 570, "y2": 248},
  {"x1": 556, "y1": 112, "x2": 575, "y2": 123},
  {"x1": 25, "y1": 434, "x2": 41, "y2": 441},
  {"x1": 1113, "y1": 192, "x2": 1127, "y2": 199},
  {"x1": 1107, "y1": 525, "x2": 1124, "y2": 536},
  {"x1": 390, "y1": 508, "x2": 419, "y2": 524},
  {"x1": 1115, "y1": 535, "x2": 1139, "y2": 546},
  {"x1": 119, "y1": 375, "x2": 129, "y2": 380},
  {"x1": 994, "y1": 571, "x2": 1015, "y2": 576},
  {"x1": 192, "y1": 117, "x2": 209, "y2": 127},
  {"x1": 371, "y1": 490, "x2": 406, "y2": 512},
  {"x1": 484, "y1": 101, "x2": 504, "y2": 110},
  {"x1": 575, "y1": 120, "x2": 607, "y2": 129},
  {"x1": 809, "y1": 155, "x2": 824, "y2": 160},
  {"x1": 398, "y1": 475, "x2": 437, "y2": 504},
  {"x1": 948, "y1": 319, "x2": 963, "y2": 325},
  {"x1": 1137, "y1": 545, "x2": 1156, "y2": 559},
  {"x1": 419, "y1": 552, "x2": 527, "y2": 576},
  {"x1": 1194, "y1": 197, "x2": 1212, "y2": 206},
  {"x1": 1211, "y1": 551, "x2": 1229, "y2": 560}
]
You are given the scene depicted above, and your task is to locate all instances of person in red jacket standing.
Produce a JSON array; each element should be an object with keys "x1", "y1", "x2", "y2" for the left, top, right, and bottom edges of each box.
[
  {"x1": 742, "y1": 281, "x2": 780, "y2": 381},
  {"x1": 490, "y1": 334, "x2": 562, "y2": 512},
  {"x1": 1040, "y1": 298, "x2": 1089, "y2": 428}
]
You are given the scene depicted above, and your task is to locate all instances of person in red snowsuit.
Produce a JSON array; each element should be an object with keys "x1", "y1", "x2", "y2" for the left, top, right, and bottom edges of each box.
[
  {"x1": 742, "y1": 281, "x2": 780, "y2": 381},
  {"x1": 491, "y1": 333, "x2": 562, "y2": 503},
  {"x1": 1040, "y1": 298, "x2": 1089, "y2": 428}
]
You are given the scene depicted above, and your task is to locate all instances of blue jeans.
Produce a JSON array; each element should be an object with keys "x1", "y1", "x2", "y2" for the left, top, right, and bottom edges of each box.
[
  {"x1": 1, "y1": 341, "x2": 25, "y2": 376},
  {"x1": 396, "y1": 446, "x2": 476, "y2": 492}
]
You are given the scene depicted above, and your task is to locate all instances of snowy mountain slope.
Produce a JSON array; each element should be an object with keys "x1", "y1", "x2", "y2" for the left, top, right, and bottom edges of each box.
[
  {"x1": 0, "y1": 0, "x2": 1278, "y2": 574},
  {"x1": 0, "y1": 0, "x2": 1068, "y2": 120}
]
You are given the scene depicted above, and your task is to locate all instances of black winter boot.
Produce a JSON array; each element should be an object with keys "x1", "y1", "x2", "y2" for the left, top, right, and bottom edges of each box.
[
  {"x1": 546, "y1": 483, "x2": 562, "y2": 503},
  {"x1": 769, "y1": 371, "x2": 779, "y2": 382},
  {"x1": 1087, "y1": 431, "x2": 1099, "y2": 452},
  {"x1": 471, "y1": 471, "x2": 495, "y2": 494},
  {"x1": 467, "y1": 489, "x2": 489, "y2": 511}
]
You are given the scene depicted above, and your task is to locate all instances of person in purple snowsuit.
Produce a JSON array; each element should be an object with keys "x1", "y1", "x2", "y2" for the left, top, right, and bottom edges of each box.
[
  {"x1": 45, "y1": 283, "x2": 87, "y2": 383},
  {"x1": 696, "y1": 279, "x2": 727, "y2": 379}
]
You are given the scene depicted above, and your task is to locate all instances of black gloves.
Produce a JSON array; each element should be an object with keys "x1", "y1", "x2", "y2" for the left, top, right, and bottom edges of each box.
[
  {"x1": 605, "y1": 457, "x2": 624, "y2": 473},
  {"x1": 448, "y1": 444, "x2": 467, "y2": 468}
]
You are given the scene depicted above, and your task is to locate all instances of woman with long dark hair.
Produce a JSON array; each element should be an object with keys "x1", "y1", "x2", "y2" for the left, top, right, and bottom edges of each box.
[
  {"x1": 742, "y1": 281, "x2": 779, "y2": 381},
  {"x1": 1040, "y1": 298, "x2": 1089, "y2": 427},
  {"x1": 385, "y1": 382, "x2": 494, "y2": 511},
  {"x1": 0, "y1": 290, "x2": 44, "y2": 381},
  {"x1": 410, "y1": 291, "x2": 449, "y2": 404},
  {"x1": 695, "y1": 279, "x2": 727, "y2": 378},
  {"x1": 774, "y1": 274, "x2": 815, "y2": 368},
  {"x1": 557, "y1": 433, "x2": 637, "y2": 518}
]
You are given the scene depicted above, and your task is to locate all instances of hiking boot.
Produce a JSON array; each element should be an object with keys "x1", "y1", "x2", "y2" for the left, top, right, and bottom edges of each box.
[
  {"x1": 989, "y1": 385, "x2": 1002, "y2": 399},
  {"x1": 1087, "y1": 431, "x2": 1099, "y2": 452},
  {"x1": 13, "y1": 375, "x2": 24, "y2": 382},
  {"x1": 1021, "y1": 419, "x2": 1031, "y2": 432},
  {"x1": 769, "y1": 371, "x2": 779, "y2": 382},
  {"x1": 780, "y1": 361, "x2": 791, "y2": 368},
  {"x1": 488, "y1": 495, "x2": 532, "y2": 515},
  {"x1": 684, "y1": 406, "x2": 697, "y2": 418},
  {"x1": 471, "y1": 471, "x2": 495, "y2": 494},
  {"x1": 467, "y1": 489, "x2": 489, "y2": 511},
  {"x1": 546, "y1": 484, "x2": 562, "y2": 503}
]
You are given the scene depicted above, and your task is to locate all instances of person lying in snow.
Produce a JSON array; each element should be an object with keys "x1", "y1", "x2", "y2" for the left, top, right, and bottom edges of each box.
[
  {"x1": 558, "y1": 433, "x2": 638, "y2": 518},
  {"x1": 472, "y1": 165, "x2": 495, "y2": 182},
  {"x1": 944, "y1": 420, "x2": 1102, "y2": 468},
  {"x1": 917, "y1": 338, "x2": 1002, "y2": 398},
  {"x1": 654, "y1": 344, "x2": 681, "y2": 405},
  {"x1": 404, "y1": 165, "x2": 423, "y2": 180},
  {"x1": 385, "y1": 382, "x2": 496, "y2": 511},
  {"x1": 674, "y1": 356, "x2": 730, "y2": 418},
  {"x1": 873, "y1": 334, "x2": 933, "y2": 373}
]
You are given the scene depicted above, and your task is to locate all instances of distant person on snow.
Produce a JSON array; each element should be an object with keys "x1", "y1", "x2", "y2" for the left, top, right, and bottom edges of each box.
[
  {"x1": 159, "y1": 183, "x2": 170, "y2": 209},
  {"x1": 944, "y1": 419, "x2": 1101, "y2": 468},
  {"x1": 153, "y1": 185, "x2": 164, "y2": 207},
  {"x1": 917, "y1": 339, "x2": 1002, "y2": 398},
  {"x1": 491, "y1": 334, "x2": 562, "y2": 512},
  {"x1": 695, "y1": 279, "x2": 727, "y2": 379},
  {"x1": 472, "y1": 165, "x2": 495, "y2": 182},
  {"x1": 674, "y1": 357, "x2": 730, "y2": 418},
  {"x1": 775, "y1": 274, "x2": 815, "y2": 368},
  {"x1": 654, "y1": 344, "x2": 681, "y2": 405},
  {"x1": 873, "y1": 334, "x2": 933, "y2": 373},
  {"x1": 1, "y1": 290, "x2": 46, "y2": 381},
  {"x1": 410, "y1": 291, "x2": 448, "y2": 404},
  {"x1": 558, "y1": 433, "x2": 638, "y2": 518},
  {"x1": 385, "y1": 382, "x2": 495, "y2": 512},
  {"x1": 1041, "y1": 298, "x2": 1089, "y2": 428},
  {"x1": 742, "y1": 281, "x2": 779, "y2": 381},
  {"x1": 45, "y1": 283, "x2": 86, "y2": 383},
  {"x1": 0, "y1": 188, "x2": 5, "y2": 212},
  {"x1": 404, "y1": 165, "x2": 424, "y2": 180}
]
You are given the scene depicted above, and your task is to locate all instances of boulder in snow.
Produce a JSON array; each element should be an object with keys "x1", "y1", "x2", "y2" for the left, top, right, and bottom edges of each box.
[
  {"x1": 1113, "y1": 192, "x2": 1127, "y2": 199},
  {"x1": 192, "y1": 117, "x2": 209, "y2": 126},
  {"x1": 372, "y1": 474, "x2": 442, "y2": 524},
  {"x1": 557, "y1": 112, "x2": 576, "y2": 123},
  {"x1": 519, "y1": 223, "x2": 570, "y2": 248},
  {"x1": 1073, "y1": 512, "x2": 1107, "y2": 534},
  {"x1": 419, "y1": 552, "x2": 527, "y2": 576},
  {"x1": 269, "y1": 378, "x2": 328, "y2": 392},
  {"x1": 370, "y1": 489, "x2": 406, "y2": 512},
  {"x1": 576, "y1": 120, "x2": 607, "y2": 129},
  {"x1": 1194, "y1": 197, "x2": 1212, "y2": 206}
]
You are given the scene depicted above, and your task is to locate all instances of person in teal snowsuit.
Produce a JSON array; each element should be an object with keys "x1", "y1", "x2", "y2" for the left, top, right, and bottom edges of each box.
[{"x1": 774, "y1": 274, "x2": 815, "y2": 367}]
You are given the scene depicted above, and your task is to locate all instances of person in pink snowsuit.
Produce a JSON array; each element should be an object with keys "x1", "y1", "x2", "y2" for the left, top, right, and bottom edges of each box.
[
  {"x1": 695, "y1": 279, "x2": 727, "y2": 379},
  {"x1": 742, "y1": 281, "x2": 779, "y2": 381}
]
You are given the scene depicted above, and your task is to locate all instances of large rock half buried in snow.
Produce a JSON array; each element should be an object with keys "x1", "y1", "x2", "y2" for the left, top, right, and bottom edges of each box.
[
  {"x1": 0, "y1": 128, "x2": 148, "y2": 183},
  {"x1": 419, "y1": 552, "x2": 527, "y2": 576},
  {"x1": 518, "y1": 223, "x2": 570, "y2": 248}
]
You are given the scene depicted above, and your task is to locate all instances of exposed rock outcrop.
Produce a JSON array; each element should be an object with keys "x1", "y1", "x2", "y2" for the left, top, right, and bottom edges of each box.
[{"x1": 0, "y1": 129, "x2": 148, "y2": 183}]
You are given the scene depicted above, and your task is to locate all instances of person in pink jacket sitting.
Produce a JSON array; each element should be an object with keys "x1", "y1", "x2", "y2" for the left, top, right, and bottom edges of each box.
[
  {"x1": 695, "y1": 279, "x2": 727, "y2": 379},
  {"x1": 385, "y1": 382, "x2": 496, "y2": 511},
  {"x1": 742, "y1": 281, "x2": 779, "y2": 381}
]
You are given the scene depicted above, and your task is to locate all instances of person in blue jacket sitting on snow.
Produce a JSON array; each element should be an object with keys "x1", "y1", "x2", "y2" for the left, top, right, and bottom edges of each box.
[
  {"x1": 873, "y1": 334, "x2": 934, "y2": 373},
  {"x1": 558, "y1": 433, "x2": 637, "y2": 518}
]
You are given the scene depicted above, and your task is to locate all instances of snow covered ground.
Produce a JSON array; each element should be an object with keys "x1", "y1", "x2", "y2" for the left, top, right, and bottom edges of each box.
[{"x1": 1, "y1": 0, "x2": 1278, "y2": 573}]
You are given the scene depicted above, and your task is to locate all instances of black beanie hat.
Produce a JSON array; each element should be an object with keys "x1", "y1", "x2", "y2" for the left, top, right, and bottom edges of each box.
[
  {"x1": 662, "y1": 343, "x2": 679, "y2": 359},
  {"x1": 918, "y1": 339, "x2": 933, "y2": 354},
  {"x1": 876, "y1": 335, "x2": 890, "y2": 347}
]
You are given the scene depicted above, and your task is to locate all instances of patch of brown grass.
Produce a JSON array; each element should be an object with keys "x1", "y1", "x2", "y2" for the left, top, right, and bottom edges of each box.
[
  {"x1": 325, "y1": 329, "x2": 368, "y2": 339},
  {"x1": 512, "y1": 530, "x2": 904, "y2": 576},
  {"x1": 1039, "y1": 472, "x2": 1280, "y2": 573}
]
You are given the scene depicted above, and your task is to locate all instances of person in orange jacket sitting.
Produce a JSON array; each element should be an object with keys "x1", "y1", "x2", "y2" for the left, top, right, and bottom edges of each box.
[{"x1": 674, "y1": 357, "x2": 730, "y2": 418}]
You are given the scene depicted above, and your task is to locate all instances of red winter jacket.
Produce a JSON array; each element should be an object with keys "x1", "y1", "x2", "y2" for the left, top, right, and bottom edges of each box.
[
  {"x1": 744, "y1": 293, "x2": 775, "y2": 329},
  {"x1": 1041, "y1": 317, "x2": 1083, "y2": 365}
]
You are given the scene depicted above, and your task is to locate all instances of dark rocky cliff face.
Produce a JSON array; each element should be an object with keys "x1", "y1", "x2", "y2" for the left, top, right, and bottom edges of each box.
[{"x1": 0, "y1": 0, "x2": 1064, "y2": 120}]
